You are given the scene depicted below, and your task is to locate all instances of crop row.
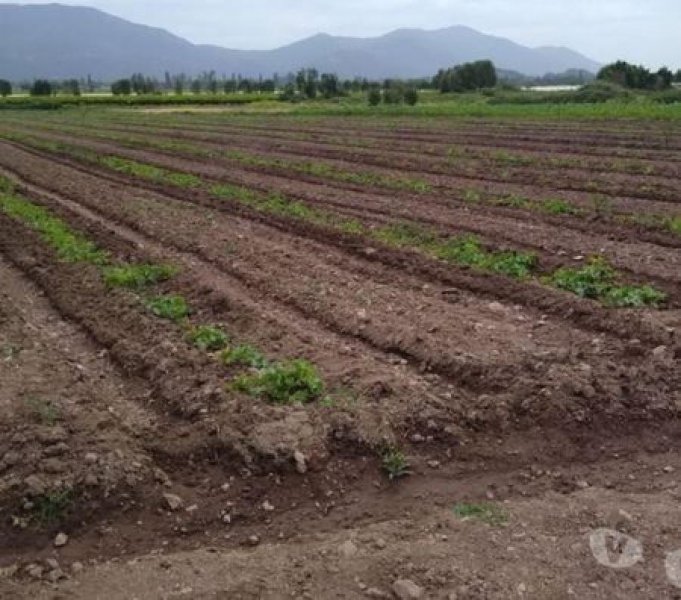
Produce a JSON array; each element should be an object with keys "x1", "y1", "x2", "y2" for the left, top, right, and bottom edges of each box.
[
  {"x1": 1, "y1": 134, "x2": 666, "y2": 308},
  {"x1": 0, "y1": 176, "x2": 331, "y2": 407},
  {"x1": 3, "y1": 123, "x2": 679, "y2": 238}
]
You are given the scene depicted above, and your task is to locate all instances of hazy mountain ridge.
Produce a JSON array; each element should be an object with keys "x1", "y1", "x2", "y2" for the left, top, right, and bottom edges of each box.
[{"x1": 0, "y1": 4, "x2": 601, "y2": 80}]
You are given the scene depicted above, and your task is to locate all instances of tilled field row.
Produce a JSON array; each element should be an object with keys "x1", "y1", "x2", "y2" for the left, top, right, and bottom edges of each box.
[
  {"x1": 3, "y1": 129, "x2": 681, "y2": 307},
  {"x1": 114, "y1": 116, "x2": 681, "y2": 169},
  {"x1": 5, "y1": 120, "x2": 680, "y2": 254},
  {"x1": 13, "y1": 117, "x2": 681, "y2": 207},
  {"x1": 99, "y1": 114, "x2": 681, "y2": 161},
  {"x1": 1, "y1": 144, "x2": 680, "y2": 444}
]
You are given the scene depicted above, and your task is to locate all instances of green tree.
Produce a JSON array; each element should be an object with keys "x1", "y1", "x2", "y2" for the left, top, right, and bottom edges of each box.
[
  {"x1": 0, "y1": 80, "x2": 11, "y2": 97},
  {"x1": 404, "y1": 87, "x2": 419, "y2": 106},
  {"x1": 30, "y1": 80, "x2": 53, "y2": 96},
  {"x1": 596, "y1": 60, "x2": 670, "y2": 90},
  {"x1": 295, "y1": 69, "x2": 319, "y2": 99},
  {"x1": 62, "y1": 79, "x2": 80, "y2": 96},
  {"x1": 368, "y1": 88, "x2": 382, "y2": 106},
  {"x1": 434, "y1": 60, "x2": 497, "y2": 93},
  {"x1": 319, "y1": 73, "x2": 340, "y2": 98},
  {"x1": 111, "y1": 79, "x2": 132, "y2": 95}
]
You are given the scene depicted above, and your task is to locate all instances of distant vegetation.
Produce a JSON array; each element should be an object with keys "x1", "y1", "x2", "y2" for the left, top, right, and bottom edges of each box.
[
  {"x1": 1, "y1": 57, "x2": 681, "y2": 112},
  {"x1": 434, "y1": 60, "x2": 497, "y2": 92},
  {"x1": 597, "y1": 60, "x2": 675, "y2": 90}
]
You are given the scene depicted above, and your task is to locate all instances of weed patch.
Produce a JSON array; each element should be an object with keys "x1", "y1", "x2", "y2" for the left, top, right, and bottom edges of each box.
[
  {"x1": 146, "y1": 295, "x2": 190, "y2": 321},
  {"x1": 547, "y1": 257, "x2": 666, "y2": 307},
  {"x1": 31, "y1": 489, "x2": 74, "y2": 526},
  {"x1": 0, "y1": 193, "x2": 107, "y2": 264},
  {"x1": 188, "y1": 325, "x2": 229, "y2": 351},
  {"x1": 25, "y1": 396, "x2": 60, "y2": 426},
  {"x1": 453, "y1": 502, "x2": 508, "y2": 526},
  {"x1": 381, "y1": 447, "x2": 411, "y2": 480},
  {"x1": 221, "y1": 344, "x2": 268, "y2": 368},
  {"x1": 233, "y1": 359, "x2": 324, "y2": 405},
  {"x1": 103, "y1": 263, "x2": 177, "y2": 289}
]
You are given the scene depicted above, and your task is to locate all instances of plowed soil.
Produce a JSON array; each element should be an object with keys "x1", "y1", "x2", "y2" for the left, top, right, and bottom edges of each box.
[{"x1": 1, "y1": 110, "x2": 680, "y2": 599}]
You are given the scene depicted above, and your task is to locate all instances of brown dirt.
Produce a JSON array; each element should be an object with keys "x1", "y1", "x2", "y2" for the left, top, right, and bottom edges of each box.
[{"x1": 0, "y1": 111, "x2": 680, "y2": 599}]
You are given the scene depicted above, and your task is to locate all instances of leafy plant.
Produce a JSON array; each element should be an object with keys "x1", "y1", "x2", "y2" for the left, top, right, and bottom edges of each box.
[
  {"x1": 540, "y1": 198, "x2": 579, "y2": 215},
  {"x1": 602, "y1": 285, "x2": 667, "y2": 308},
  {"x1": 25, "y1": 396, "x2": 60, "y2": 426},
  {"x1": 233, "y1": 359, "x2": 324, "y2": 405},
  {"x1": 189, "y1": 325, "x2": 229, "y2": 351},
  {"x1": 0, "y1": 194, "x2": 108, "y2": 264},
  {"x1": 103, "y1": 263, "x2": 177, "y2": 289},
  {"x1": 381, "y1": 447, "x2": 411, "y2": 480},
  {"x1": 146, "y1": 295, "x2": 190, "y2": 321},
  {"x1": 221, "y1": 344, "x2": 268, "y2": 368},
  {"x1": 453, "y1": 502, "x2": 508, "y2": 526},
  {"x1": 31, "y1": 489, "x2": 74, "y2": 525},
  {"x1": 547, "y1": 256, "x2": 666, "y2": 307}
]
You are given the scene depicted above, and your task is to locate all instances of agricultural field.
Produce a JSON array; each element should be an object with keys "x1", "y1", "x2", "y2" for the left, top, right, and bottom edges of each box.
[{"x1": 1, "y1": 107, "x2": 681, "y2": 598}]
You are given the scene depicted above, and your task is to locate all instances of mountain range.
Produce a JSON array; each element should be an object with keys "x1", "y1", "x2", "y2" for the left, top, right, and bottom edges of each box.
[{"x1": 0, "y1": 4, "x2": 602, "y2": 81}]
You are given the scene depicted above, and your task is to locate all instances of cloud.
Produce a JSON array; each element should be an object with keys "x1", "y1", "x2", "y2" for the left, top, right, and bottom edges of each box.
[{"x1": 7, "y1": 0, "x2": 680, "y2": 65}]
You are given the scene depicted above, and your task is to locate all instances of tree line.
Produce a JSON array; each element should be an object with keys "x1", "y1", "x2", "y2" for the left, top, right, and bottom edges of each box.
[
  {"x1": 3, "y1": 58, "x2": 680, "y2": 103},
  {"x1": 596, "y1": 60, "x2": 680, "y2": 90}
]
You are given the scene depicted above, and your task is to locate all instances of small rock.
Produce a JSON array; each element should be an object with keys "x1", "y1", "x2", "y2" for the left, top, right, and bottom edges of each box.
[
  {"x1": 392, "y1": 578, "x2": 424, "y2": 599},
  {"x1": 262, "y1": 500, "x2": 275, "y2": 512},
  {"x1": 162, "y1": 493, "x2": 184, "y2": 511},
  {"x1": 46, "y1": 569, "x2": 66, "y2": 583},
  {"x1": 366, "y1": 588, "x2": 390, "y2": 598},
  {"x1": 410, "y1": 434, "x2": 425, "y2": 443},
  {"x1": 54, "y1": 532, "x2": 69, "y2": 547},
  {"x1": 25, "y1": 564, "x2": 44, "y2": 579},
  {"x1": 576, "y1": 480, "x2": 590, "y2": 489},
  {"x1": 374, "y1": 538, "x2": 387, "y2": 549},
  {"x1": 664, "y1": 465, "x2": 675, "y2": 473},
  {"x1": 652, "y1": 345, "x2": 667, "y2": 358},
  {"x1": 24, "y1": 474, "x2": 47, "y2": 496},
  {"x1": 153, "y1": 467, "x2": 171, "y2": 486},
  {"x1": 427, "y1": 460, "x2": 441, "y2": 469},
  {"x1": 247, "y1": 535, "x2": 260, "y2": 546},
  {"x1": 41, "y1": 458, "x2": 68, "y2": 474},
  {"x1": 84, "y1": 452, "x2": 98, "y2": 464},
  {"x1": 71, "y1": 562, "x2": 84, "y2": 574},
  {"x1": 0, "y1": 564, "x2": 18, "y2": 579},
  {"x1": 45, "y1": 558, "x2": 59, "y2": 570},
  {"x1": 488, "y1": 301, "x2": 505, "y2": 313},
  {"x1": 357, "y1": 308, "x2": 370, "y2": 323},
  {"x1": 293, "y1": 450, "x2": 307, "y2": 474},
  {"x1": 339, "y1": 540, "x2": 358, "y2": 558}
]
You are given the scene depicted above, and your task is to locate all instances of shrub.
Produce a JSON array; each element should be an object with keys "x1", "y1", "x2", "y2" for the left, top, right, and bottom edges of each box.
[
  {"x1": 30, "y1": 79, "x2": 53, "y2": 97},
  {"x1": 404, "y1": 88, "x2": 419, "y2": 106},
  {"x1": 0, "y1": 80, "x2": 11, "y2": 98},
  {"x1": 146, "y1": 295, "x2": 190, "y2": 321},
  {"x1": 368, "y1": 89, "x2": 382, "y2": 106},
  {"x1": 233, "y1": 359, "x2": 324, "y2": 405}
]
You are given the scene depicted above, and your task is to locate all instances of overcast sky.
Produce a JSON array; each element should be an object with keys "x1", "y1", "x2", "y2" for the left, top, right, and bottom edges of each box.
[{"x1": 8, "y1": 0, "x2": 680, "y2": 66}]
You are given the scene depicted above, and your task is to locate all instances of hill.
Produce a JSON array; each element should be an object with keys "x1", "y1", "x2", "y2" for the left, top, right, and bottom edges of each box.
[{"x1": 0, "y1": 4, "x2": 601, "y2": 80}]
